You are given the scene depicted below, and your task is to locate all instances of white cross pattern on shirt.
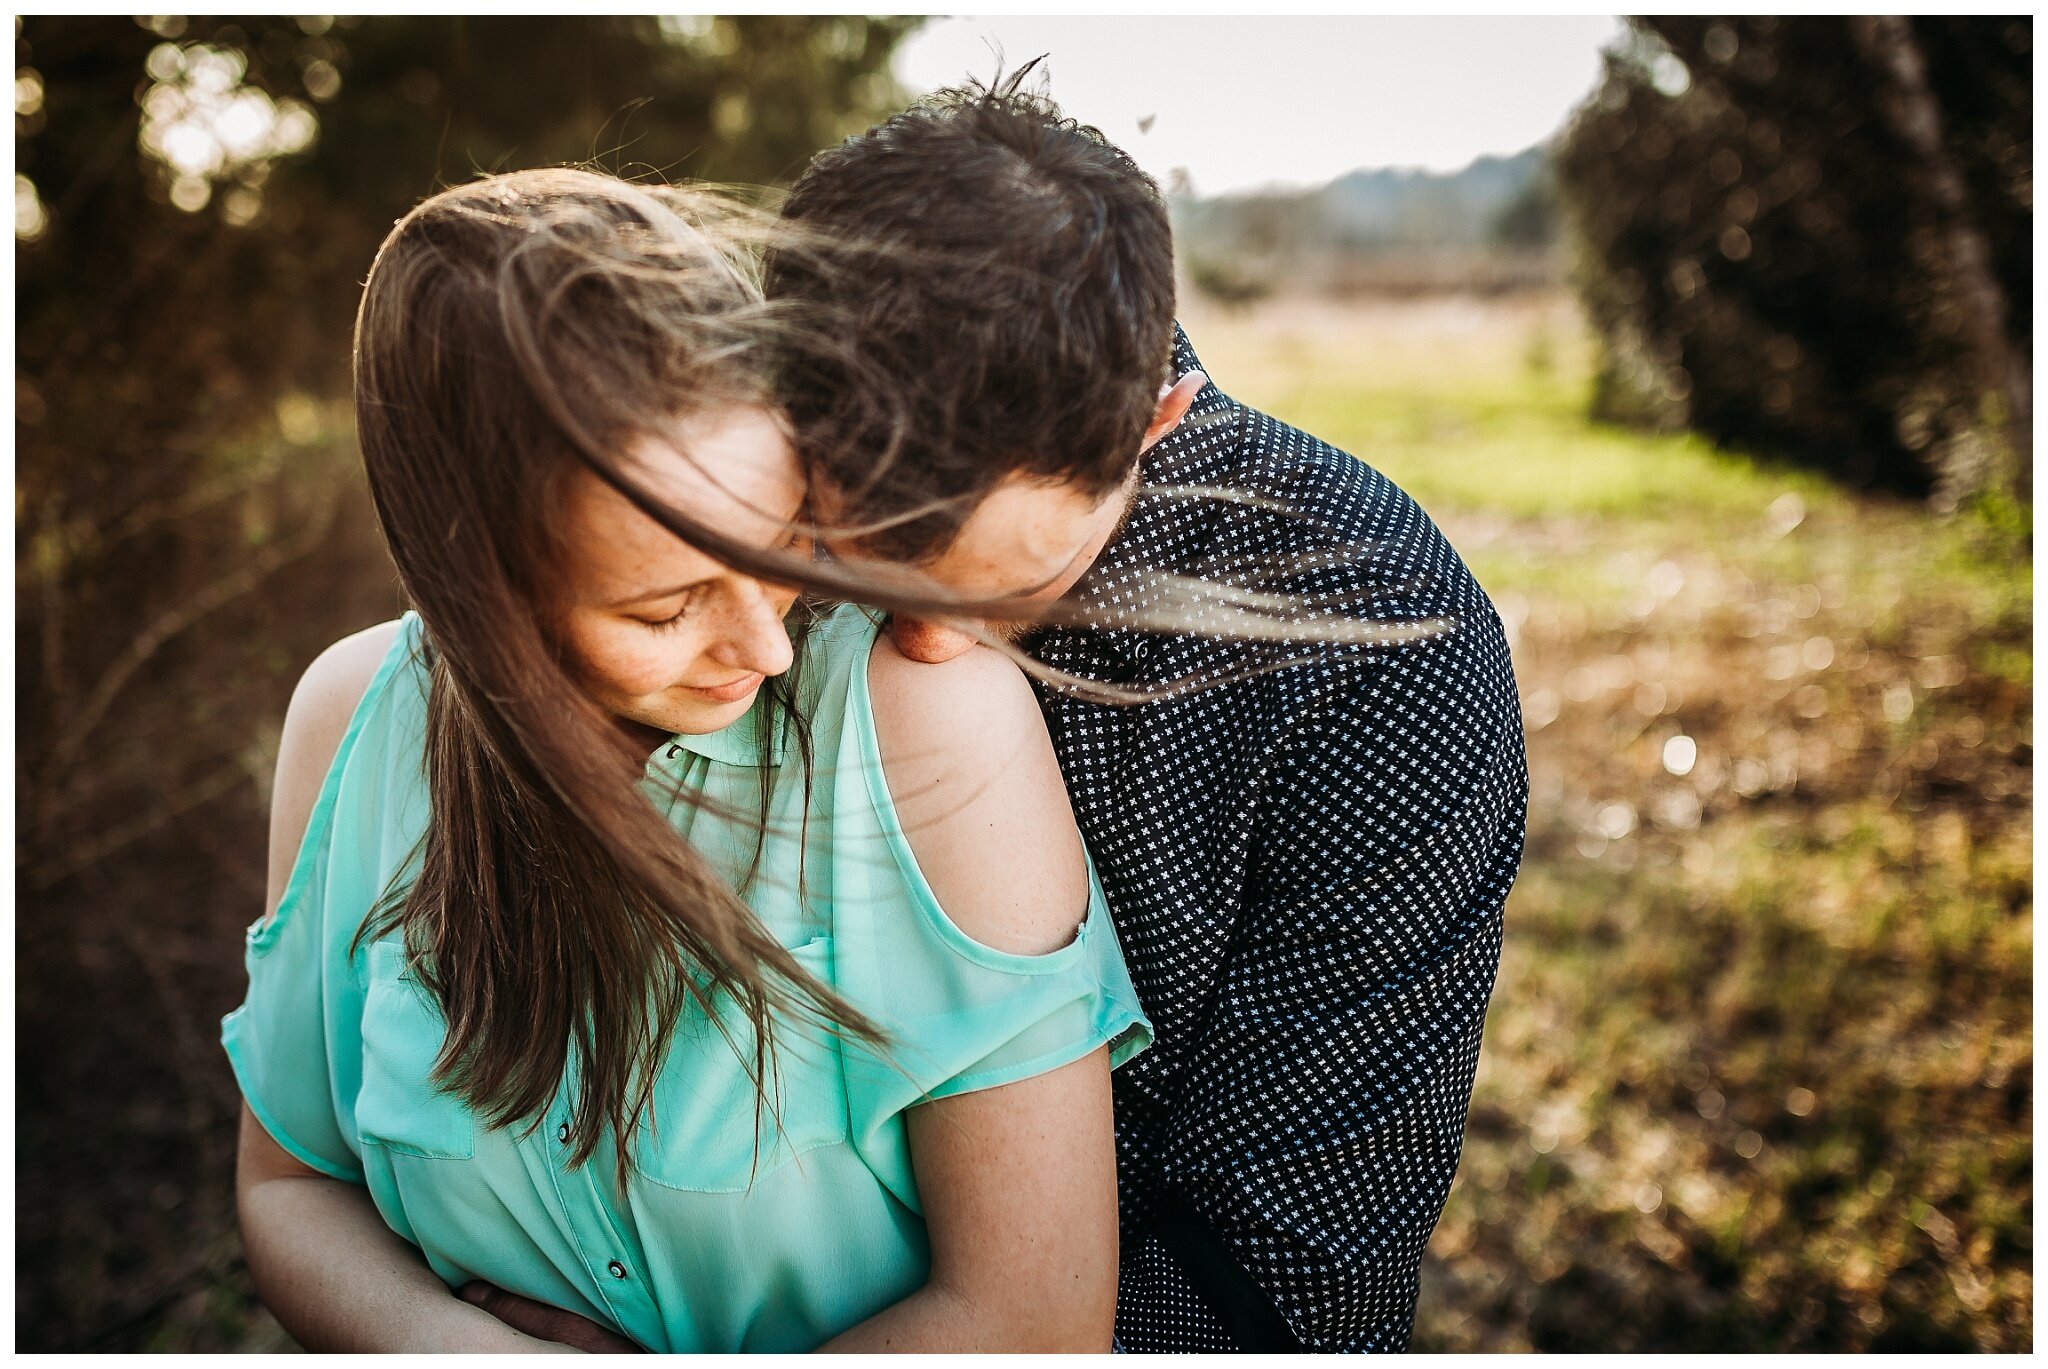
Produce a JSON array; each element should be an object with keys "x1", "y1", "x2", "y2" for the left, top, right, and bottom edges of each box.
[{"x1": 1028, "y1": 325, "x2": 1529, "y2": 1353}]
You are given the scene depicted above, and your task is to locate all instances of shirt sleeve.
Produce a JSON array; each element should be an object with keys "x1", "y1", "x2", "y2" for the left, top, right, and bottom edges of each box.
[
  {"x1": 832, "y1": 765, "x2": 1154, "y2": 1171},
  {"x1": 221, "y1": 784, "x2": 370, "y2": 1183},
  {"x1": 1157, "y1": 599, "x2": 1528, "y2": 1351},
  {"x1": 223, "y1": 887, "x2": 366, "y2": 1183},
  {"x1": 846, "y1": 850, "x2": 1153, "y2": 1100},
  {"x1": 220, "y1": 619, "x2": 425, "y2": 1185}
]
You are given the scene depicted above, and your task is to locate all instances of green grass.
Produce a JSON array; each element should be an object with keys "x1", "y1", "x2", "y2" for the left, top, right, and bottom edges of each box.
[
  {"x1": 1186, "y1": 293, "x2": 2032, "y2": 1352},
  {"x1": 1293, "y1": 377, "x2": 1841, "y2": 522}
]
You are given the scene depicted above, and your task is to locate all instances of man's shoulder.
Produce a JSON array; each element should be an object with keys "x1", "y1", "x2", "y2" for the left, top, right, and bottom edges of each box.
[
  {"x1": 1224, "y1": 400, "x2": 1393, "y2": 519},
  {"x1": 1201, "y1": 403, "x2": 1526, "y2": 815},
  {"x1": 1091, "y1": 325, "x2": 1514, "y2": 715},
  {"x1": 1168, "y1": 332, "x2": 1458, "y2": 583}
]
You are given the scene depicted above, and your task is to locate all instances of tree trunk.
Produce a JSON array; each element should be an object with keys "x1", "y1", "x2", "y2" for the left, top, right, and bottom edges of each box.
[{"x1": 1852, "y1": 14, "x2": 2032, "y2": 502}]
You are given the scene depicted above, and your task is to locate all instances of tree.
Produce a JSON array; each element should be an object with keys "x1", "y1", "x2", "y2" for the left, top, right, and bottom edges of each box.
[{"x1": 1554, "y1": 17, "x2": 2030, "y2": 502}]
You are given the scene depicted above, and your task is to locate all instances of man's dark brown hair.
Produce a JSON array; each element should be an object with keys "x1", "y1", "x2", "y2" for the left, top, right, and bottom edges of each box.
[{"x1": 771, "y1": 65, "x2": 1178, "y2": 561}]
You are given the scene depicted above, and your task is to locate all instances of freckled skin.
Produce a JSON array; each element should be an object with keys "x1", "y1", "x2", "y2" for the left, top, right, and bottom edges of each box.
[{"x1": 551, "y1": 405, "x2": 808, "y2": 742}]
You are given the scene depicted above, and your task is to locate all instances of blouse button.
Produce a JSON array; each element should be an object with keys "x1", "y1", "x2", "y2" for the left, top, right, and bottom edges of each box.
[
  {"x1": 607, "y1": 1260, "x2": 629, "y2": 1280},
  {"x1": 556, "y1": 1122, "x2": 571, "y2": 1144}
]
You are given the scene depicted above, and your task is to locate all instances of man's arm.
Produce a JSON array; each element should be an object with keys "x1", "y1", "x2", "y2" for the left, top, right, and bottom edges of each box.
[{"x1": 1162, "y1": 601, "x2": 1528, "y2": 1350}]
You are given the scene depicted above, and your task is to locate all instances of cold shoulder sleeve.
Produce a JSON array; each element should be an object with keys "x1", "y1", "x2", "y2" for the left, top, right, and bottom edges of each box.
[
  {"x1": 806, "y1": 615, "x2": 1152, "y2": 1211},
  {"x1": 221, "y1": 614, "x2": 431, "y2": 1184},
  {"x1": 835, "y1": 844, "x2": 1151, "y2": 1108}
]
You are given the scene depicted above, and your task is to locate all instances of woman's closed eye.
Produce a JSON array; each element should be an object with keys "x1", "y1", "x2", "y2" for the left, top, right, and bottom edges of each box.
[
  {"x1": 638, "y1": 588, "x2": 704, "y2": 632},
  {"x1": 628, "y1": 526, "x2": 807, "y2": 634}
]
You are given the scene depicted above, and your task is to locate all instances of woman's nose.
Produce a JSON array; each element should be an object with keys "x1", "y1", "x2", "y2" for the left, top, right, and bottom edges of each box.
[{"x1": 707, "y1": 582, "x2": 796, "y2": 678}]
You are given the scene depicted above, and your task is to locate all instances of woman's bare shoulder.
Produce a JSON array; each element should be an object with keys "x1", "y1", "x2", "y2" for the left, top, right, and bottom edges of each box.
[
  {"x1": 865, "y1": 635, "x2": 1090, "y2": 957},
  {"x1": 264, "y1": 620, "x2": 406, "y2": 910},
  {"x1": 290, "y1": 620, "x2": 406, "y2": 732}
]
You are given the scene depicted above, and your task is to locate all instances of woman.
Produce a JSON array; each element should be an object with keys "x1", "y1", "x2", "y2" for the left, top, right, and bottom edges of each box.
[{"x1": 224, "y1": 168, "x2": 1150, "y2": 1352}]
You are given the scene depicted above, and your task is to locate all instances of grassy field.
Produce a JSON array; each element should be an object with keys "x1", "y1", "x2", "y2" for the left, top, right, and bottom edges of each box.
[{"x1": 1181, "y1": 291, "x2": 2032, "y2": 1352}]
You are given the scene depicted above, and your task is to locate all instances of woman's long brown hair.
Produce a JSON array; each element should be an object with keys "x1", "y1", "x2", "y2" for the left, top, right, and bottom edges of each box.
[{"x1": 351, "y1": 170, "x2": 893, "y2": 1183}]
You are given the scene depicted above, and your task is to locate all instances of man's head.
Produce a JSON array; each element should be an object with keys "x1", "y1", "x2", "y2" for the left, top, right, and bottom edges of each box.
[{"x1": 771, "y1": 68, "x2": 1200, "y2": 658}]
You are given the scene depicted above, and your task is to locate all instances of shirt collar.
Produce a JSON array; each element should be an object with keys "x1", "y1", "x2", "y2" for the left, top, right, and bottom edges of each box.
[
  {"x1": 1141, "y1": 323, "x2": 1240, "y2": 486},
  {"x1": 651, "y1": 691, "x2": 789, "y2": 769},
  {"x1": 1057, "y1": 323, "x2": 1243, "y2": 667}
]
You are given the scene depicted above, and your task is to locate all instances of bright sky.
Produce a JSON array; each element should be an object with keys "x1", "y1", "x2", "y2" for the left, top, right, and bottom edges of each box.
[{"x1": 894, "y1": 16, "x2": 1623, "y2": 196}]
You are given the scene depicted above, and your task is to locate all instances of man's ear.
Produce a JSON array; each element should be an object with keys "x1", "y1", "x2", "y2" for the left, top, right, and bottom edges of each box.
[{"x1": 1139, "y1": 370, "x2": 1207, "y2": 452}]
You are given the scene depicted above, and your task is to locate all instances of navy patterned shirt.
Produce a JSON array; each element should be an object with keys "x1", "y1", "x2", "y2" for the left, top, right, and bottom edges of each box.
[{"x1": 1028, "y1": 327, "x2": 1529, "y2": 1352}]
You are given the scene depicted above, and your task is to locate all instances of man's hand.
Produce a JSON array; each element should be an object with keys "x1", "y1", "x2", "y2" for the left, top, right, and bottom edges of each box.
[{"x1": 458, "y1": 1281, "x2": 646, "y2": 1354}]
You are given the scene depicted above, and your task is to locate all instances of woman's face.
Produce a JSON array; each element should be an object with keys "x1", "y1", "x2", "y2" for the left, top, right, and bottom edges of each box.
[{"x1": 551, "y1": 404, "x2": 808, "y2": 743}]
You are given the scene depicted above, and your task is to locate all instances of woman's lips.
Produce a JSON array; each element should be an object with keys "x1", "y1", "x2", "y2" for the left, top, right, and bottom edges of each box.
[{"x1": 685, "y1": 673, "x2": 764, "y2": 704}]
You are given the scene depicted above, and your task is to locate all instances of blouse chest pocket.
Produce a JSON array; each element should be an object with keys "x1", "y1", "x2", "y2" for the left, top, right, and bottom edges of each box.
[
  {"x1": 356, "y1": 939, "x2": 476, "y2": 1161},
  {"x1": 631, "y1": 937, "x2": 849, "y2": 1194}
]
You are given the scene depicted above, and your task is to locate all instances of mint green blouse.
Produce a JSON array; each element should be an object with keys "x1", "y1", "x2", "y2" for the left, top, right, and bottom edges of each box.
[{"x1": 221, "y1": 604, "x2": 1151, "y2": 1353}]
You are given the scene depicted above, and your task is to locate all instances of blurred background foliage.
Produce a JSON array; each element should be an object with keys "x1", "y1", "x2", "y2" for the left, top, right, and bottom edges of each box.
[
  {"x1": 1555, "y1": 17, "x2": 2031, "y2": 507},
  {"x1": 13, "y1": 13, "x2": 2032, "y2": 1354},
  {"x1": 1174, "y1": 147, "x2": 1559, "y2": 302},
  {"x1": 1177, "y1": 16, "x2": 2031, "y2": 509},
  {"x1": 15, "y1": 14, "x2": 918, "y2": 1350}
]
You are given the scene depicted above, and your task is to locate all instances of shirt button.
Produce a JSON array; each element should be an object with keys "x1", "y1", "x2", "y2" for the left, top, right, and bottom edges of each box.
[
  {"x1": 608, "y1": 1260, "x2": 629, "y2": 1280},
  {"x1": 557, "y1": 1122, "x2": 571, "y2": 1143}
]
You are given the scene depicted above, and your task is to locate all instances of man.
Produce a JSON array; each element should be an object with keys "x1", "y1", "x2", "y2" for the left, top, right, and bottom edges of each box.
[{"x1": 769, "y1": 76, "x2": 1529, "y2": 1352}]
